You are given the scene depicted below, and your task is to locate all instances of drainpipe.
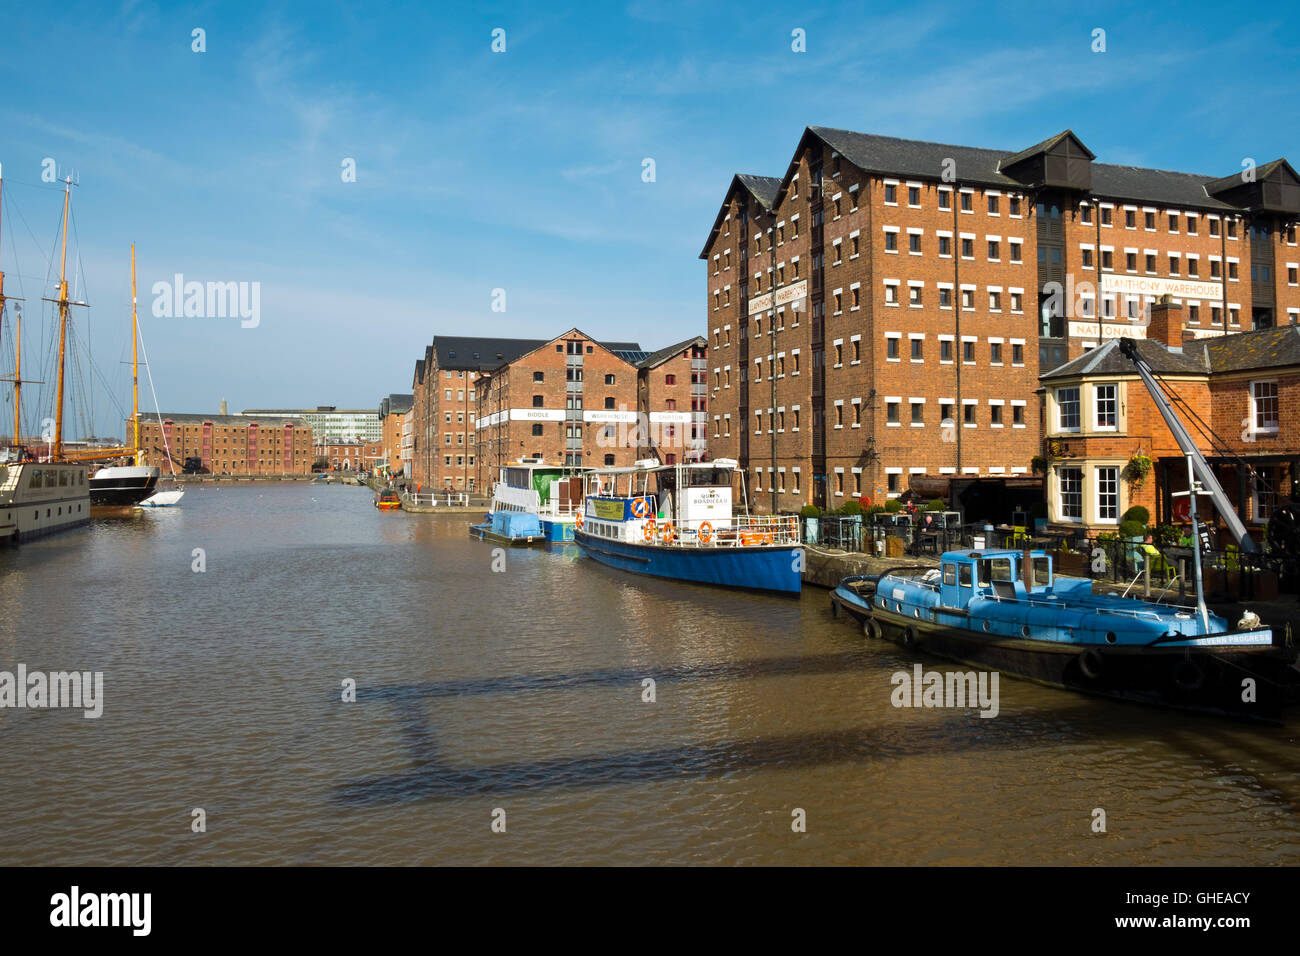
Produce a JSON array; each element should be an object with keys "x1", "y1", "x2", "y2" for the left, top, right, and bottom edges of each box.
[{"x1": 952, "y1": 185, "x2": 962, "y2": 476}]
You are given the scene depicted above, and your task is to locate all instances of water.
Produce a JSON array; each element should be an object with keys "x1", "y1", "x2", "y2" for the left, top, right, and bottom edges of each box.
[{"x1": 1, "y1": 482, "x2": 1297, "y2": 865}]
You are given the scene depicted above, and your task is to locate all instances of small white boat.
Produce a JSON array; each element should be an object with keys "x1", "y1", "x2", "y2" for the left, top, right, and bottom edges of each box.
[{"x1": 139, "y1": 489, "x2": 184, "y2": 507}]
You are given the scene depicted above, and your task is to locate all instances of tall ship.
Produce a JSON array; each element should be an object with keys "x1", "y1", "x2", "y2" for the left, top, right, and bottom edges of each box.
[
  {"x1": 0, "y1": 169, "x2": 91, "y2": 542},
  {"x1": 88, "y1": 246, "x2": 160, "y2": 507},
  {"x1": 572, "y1": 458, "x2": 803, "y2": 594}
]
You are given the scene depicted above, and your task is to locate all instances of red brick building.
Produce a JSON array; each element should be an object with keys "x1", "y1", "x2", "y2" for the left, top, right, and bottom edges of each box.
[
  {"x1": 702, "y1": 128, "x2": 1300, "y2": 513},
  {"x1": 636, "y1": 336, "x2": 709, "y2": 464},
  {"x1": 1040, "y1": 301, "x2": 1299, "y2": 536},
  {"x1": 132, "y1": 412, "x2": 313, "y2": 475},
  {"x1": 377, "y1": 393, "x2": 412, "y2": 477}
]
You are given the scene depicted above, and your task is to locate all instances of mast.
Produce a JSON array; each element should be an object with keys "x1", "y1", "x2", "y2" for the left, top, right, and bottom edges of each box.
[
  {"x1": 131, "y1": 244, "x2": 140, "y2": 463},
  {"x1": 53, "y1": 177, "x2": 71, "y2": 460},
  {"x1": 0, "y1": 164, "x2": 34, "y2": 448}
]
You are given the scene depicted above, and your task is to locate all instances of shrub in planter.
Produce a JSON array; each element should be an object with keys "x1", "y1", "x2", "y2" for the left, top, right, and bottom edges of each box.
[
  {"x1": 800, "y1": 504, "x2": 819, "y2": 519},
  {"x1": 1031, "y1": 455, "x2": 1049, "y2": 475},
  {"x1": 1120, "y1": 505, "x2": 1149, "y2": 526},
  {"x1": 840, "y1": 499, "x2": 862, "y2": 516},
  {"x1": 866, "y1": 504, "x2": 886, "y2": 516},
  {"x1": 1119, "y1": 519, "x2": 1146, "y2": 539},
  {"x1": 884, "y1": 499, "x2": 903, "y2": 513},
  {"x1": 926, "y1": 498, "x2": 945, "y2": 511}
]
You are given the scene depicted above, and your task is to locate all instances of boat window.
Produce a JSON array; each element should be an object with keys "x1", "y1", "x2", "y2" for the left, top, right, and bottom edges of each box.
[
  {"x1": 942, "y1": 564, "x2": 956, "y2": 586},
  {"x1": 1033, "y1": 557, "x2": 1052, "y2": 587},
  {"x1": 958, "y1": 565, "x2": 972, "y2": 587},
  {"x1": 979, "y1": 558, "x2": 1013, "y2": 585},
  {"x1": 30, "y1": 469, "x2": 42, "y2": 488}
]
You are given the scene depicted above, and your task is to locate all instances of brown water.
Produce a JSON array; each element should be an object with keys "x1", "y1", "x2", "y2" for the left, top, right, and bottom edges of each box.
[{"x1": 1, "y1": 482, "x2": 1298, "y2": 865}]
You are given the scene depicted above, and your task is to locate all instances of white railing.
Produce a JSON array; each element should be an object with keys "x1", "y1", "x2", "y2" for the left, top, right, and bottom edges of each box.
[
  {"x1": 403, "y1": 492, "x2": 471, "y2": 507},
  {"x1": 653, "y1": 514, "x2": 802, "y2": 548}
]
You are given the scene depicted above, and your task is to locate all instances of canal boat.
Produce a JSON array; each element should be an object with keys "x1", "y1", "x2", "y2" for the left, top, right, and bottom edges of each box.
[
  {"x1": 843, "y1": 548, "x2": 1299, "y2": 721},
  {"x1": 572, "y1": 457, "x2": 802, "y2": 594},
  {"x1": 375, "y1": 490, "x2": 401, "y2": 511},
  {"x1": 469, "y1": 508, "x2": 543, "y2": 546},
  {"x1": 485, "y1": 458, "x2": 586, "y2": 542}
]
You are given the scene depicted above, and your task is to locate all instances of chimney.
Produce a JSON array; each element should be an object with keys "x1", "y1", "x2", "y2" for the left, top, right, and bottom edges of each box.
[
  {"x1": 219, "y1": 398, "x2": 228, "y2": 416},
  {"x1": 1147, "y1": 294, "x2": 1185, "y2": 349}
]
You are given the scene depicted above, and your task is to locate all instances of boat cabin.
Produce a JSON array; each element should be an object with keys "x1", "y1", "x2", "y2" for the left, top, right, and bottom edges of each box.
[
  {"x1": 491, "y1": 458, "x2": 585, "y2": 518},
  {"x1": 938, "y1": 549, "x2": 1060, "y2": 609}
]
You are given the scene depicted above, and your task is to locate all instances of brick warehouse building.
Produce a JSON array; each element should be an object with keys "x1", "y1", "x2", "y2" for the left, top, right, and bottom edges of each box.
[
  {"x1": 377, "y1": 393, "x2": 413, "y2": 477},
  {"x1": 1040, "y1": 301, "x2": 1300, "y2": 536},
  {"x1": 702, "y1": 127, "x2": 1300, "y2": 512},
  {"x1": 131, "y1": 412, "x2": 313, "y2": 474}
]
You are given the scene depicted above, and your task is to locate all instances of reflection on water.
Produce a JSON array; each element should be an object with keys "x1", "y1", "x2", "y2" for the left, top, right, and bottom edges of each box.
[{"x1": 0, "y1": 482, "x2": 1297, "y2": 865}]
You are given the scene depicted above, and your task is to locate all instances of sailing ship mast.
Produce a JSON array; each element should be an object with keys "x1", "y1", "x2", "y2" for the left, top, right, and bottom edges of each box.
[
  {"x1": 132, "y1": 244, "x2": 140, "y2": 465},
  {"x1": 0, "y1": 163, "x2": 36, "y2": 449}
]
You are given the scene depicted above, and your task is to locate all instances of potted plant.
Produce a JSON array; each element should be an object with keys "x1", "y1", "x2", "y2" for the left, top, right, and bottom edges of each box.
[
  {"x1": 1122, "y1": 453, "x2": 1153, "y2": 489},
  {"x1": 1031, "y1": 455, "x2": 1049, "y2": 475},
  {"x1": 884, "y1": 499, "x2": 903, "y2": 514},
  {"x1": 800, "y1": 504, "x2": 820, "y2": 545}
]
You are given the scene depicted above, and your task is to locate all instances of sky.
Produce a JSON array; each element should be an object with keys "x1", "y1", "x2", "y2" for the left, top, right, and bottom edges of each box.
[{"x1": 0, "y1": 0, "x2": 1297, "y2": 438}]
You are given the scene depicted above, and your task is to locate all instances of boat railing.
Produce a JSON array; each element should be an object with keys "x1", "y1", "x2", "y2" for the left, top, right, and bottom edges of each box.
[{"x1": 676, "y1": 514, "x2": 801, "y2": 547}]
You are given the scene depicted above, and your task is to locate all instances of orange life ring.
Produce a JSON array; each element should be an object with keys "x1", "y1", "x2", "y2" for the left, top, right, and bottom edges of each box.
[
  {"x1": 575, "y1": 510, "x2": 584, "y2": 530},
  {"x1": 632, "y1": 497, "x2": 649, "y2": 518},
  {"x1": 643, "y1": 519, "x2": 657, "y2": 542},
  {"x1": 1173, "y1": 499, "x2": 1190, "y2": 522},
  {"x1": 698, "y1": 521, "x2": 714, "y2": 544},
  {"x1": 660, "y1": 521, "x2": 676, "y2": 543}
]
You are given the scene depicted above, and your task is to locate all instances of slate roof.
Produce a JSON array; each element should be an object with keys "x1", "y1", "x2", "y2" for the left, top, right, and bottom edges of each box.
[
  {"x1": 1201, "y1": 324, "x2": 1300, "y2": 373},
  {"x1": 637, "y1": 335, "x2": 707, "y2": 369},
  {"x1": 698, "y1": 173, "x2": 784, "y2": 258},
  {"x1": 809, "y1": 126, "x2": 1238, "y2": 211},
  {"x1": 1039, "y1": 337, "x2": 1207, "y2": 381},
  {"x1": 435, "y1": 336, "x2": 549, "y2": 371}
]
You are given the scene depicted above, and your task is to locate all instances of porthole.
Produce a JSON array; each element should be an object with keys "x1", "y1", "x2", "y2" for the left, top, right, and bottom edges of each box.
[
  {"x1": 982, "y1": 620, "x2": 992, "y2": 632},
  {"x1": 1105, "y1": 632, "x2": 1118, "y2": 645},
  {"x1": 1021, "y1": 625, "x2": 1031, "y2": 637},
  {"x1": 913, "y1": 608, "x2": 920, "y2": 618},
  {"x1": 58, "y1": 507, "x2": 62, "y2": 516}
]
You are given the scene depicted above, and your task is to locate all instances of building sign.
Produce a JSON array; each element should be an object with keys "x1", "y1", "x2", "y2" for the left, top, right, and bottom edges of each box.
[
  {"x1": 649, "y1": 411, "x2": 693, "y2": 424},
  {"x1": 509, "y1": 408, "x2": 566, "y2": 422},
  {"x1": 583, "y1": 410, "x2": 638, "y2": 424},
  {"x1": 1100, "y1": 273, "x2": 1222, "y2": 301},
  {"x1": 748, "y1": 279, "x2": 808, "y2": 316},
  {"x1": 1067, "y1": 322, "x2": 1148, "y2": 340}
]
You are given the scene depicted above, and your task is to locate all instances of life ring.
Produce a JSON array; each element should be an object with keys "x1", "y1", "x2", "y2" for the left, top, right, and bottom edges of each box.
[
  {"x1": 787, "y1": 516, "x2": 798, "y2": 537},
  {"x1": 1172, "y1": 658, "x2": 1204, "y2": 692},
  {"x1": 660, "y1": 521, "x2": 676, "y2": 544},
  {"x1": 1173, "y1": 499, "x2": 1191, "y2": 522},
  {"x1": 1079, "y1": 648, "x2": 1105, "y2": 680},
  {"x1": 643, "y1": 519, "x2": 657, "y2": 542},
  {"x1": 575, "y1": 510, "x2": 583, "y2": 530},
  {"x1": 632, "y1": 498, "x2": 649, "y2": 518},
  {"x1": 698, "y1": 521, "x2": 713, "y2": 544}
]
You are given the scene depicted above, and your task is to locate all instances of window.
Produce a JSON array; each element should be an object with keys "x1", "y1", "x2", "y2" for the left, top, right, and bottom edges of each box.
[
  {"x1": 1187, "y1": 257, "x2": 1199, "y2": 277},
  {"x1": 1096, "y1": 467, "x2": 1119, "y2": 522},
  {"x1": 1059, "y1": 467, "x2": 1083, "y2": 520},
  {"x1": 911, "y1": 402, "x2": 924, "y2": 425},
  {"x1": 1145, "y1": 211, "x2": 1156, "y2": 230},
  {"x1": 886, "y1": 401, "x2": 899, "y2": 424},
  {"x1": 884, "y1": 231, "x2": 897, "y2": 251},
  {"x1": 911, "y1": 338, "x2": 923, "y2": 360},
  {"x1": 1124, "y1": 209, "x2": 1135, "y2": 228},
  {"x1": 1168, "y1": 213, "x2": 1178, "y2": 232},
  {"x1": 963, "y1": 340, "x2": 975, "y2": 363},
  {"x1": 908, "y1": 186, "x2": 920, "y2": 206},
  {"x1": 938, "y1": 235, "x2": 951, "y2": 257},
  {"x1": 1012, "y1": 342, "x2": 1023, "y2": 364},
  {"x1": 990, "y1": 342, "x2": 1003, "y2": 364},
  {"x1": 989, "y1": 291, "x2": 1001, "y2": 312},
  {"x1": 960, "y1": 192, "x2": 972, "y2": 212},
  {"x1": 1081, "y1": 248, "x2": 1093, "y2": 268},
  {"x1": 909, "y1": 285, "x2": 922, "y2": 306},
  {"x1": 1012, "y1": 404, "x2": 1025, "y2": 426},
  {"x1": 1252, "y1": 381, "x2": 1279, "y2": 433},
  {"x1": 909, "y1": 233, "x2": 921, "y2": 253},
  {"x1": 884, "y1": 183, "x2": 897, "y2": 203},
  {"x1": 1080, "y1": 204, "x2": 1092, "y2": 225},
  {"x1": 533, "y1": 371, "x2": 544, "y2": 382},
  {"x1": 940, "y1": 402, "x2": 953, "y2": 424},
  {"x1": 604, "y1": 397, "x2": 615, "y2": 409},
  {"x1": 885, "y1": 284, "x2": 898, "y2": 305},
  {"x1": 1010, "y1": 292, "x2": 1022, "y2": 312},
  {"x1": 1209, "y1": 217, "x2": 1220, "y2": 237},
  {"x1": 665, "y1": 374, "x2": 676, "y2": 385},
  {"x1": 988, "y1": 194, "x2": 999, "y2": 215},
  {"x1": 1186, "y1": 215, "x2": 1197, "y2": 235},
  {"x1": 1100, "y1": 207, "x2": 1112, "y2": 226},
  {"x1": 1101, "y1": 250, "x2": 1113, "y2": 270},
  {"x1": 887, "y1": 337, "x2": 899, "y2": 359},
  {"x1": 1146, "y1": 253, "x2": 1156, "y2": 273},
  {"x1": 1125, "y1": 252, "x2": 1136, "y2": 272},
  {"x1": 605, "y1": 374, "x2": 615, "y2": 385},
  {"x1": 961, "y1": 237, "x2": 974, "y2": 258},
  {"x1": 1010, "y1": 241, "x2": 1021, "y2": 263},
  {"x1": 939, "y1": 287, "x2": 952, "y2": 308},
  {"x1": 962, "y1": 289, "x2": 973, "y2": 310},
  {"x1": 1095, "y1": 384, "x2": 1117, "y2": 429},
  {"x1": 532, "y1": 395, "x2": 544, "y2": 407},
  {"x1": 963, "y1": 404, "x2": 976, "y2": 424},
  {"x1": 988, "y1": 240, "x2": 1000, "y2": 260},
  {"x1": 1169, "y1": 254, "x2": 1179, "y2": 276},
  {"x1": 940, "y1": 339, "x2": 953, "y2": 362},
  {"x1": 938, "y1": 190, "x2": 951, "y2": 210},
  {"x1": 1057, "y1": 387, "x2": 1080, "y2": 430}
]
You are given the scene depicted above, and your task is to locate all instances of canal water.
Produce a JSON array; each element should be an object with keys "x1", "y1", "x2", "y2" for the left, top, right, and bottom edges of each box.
[{"x1": 1, "y1": 482, "x2": 1297, "y2": 865}]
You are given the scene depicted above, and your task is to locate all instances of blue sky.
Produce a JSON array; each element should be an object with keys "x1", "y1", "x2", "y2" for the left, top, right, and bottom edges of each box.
[{"x1": 1, "y1": 0, "x2": 1296, "y2": 437}]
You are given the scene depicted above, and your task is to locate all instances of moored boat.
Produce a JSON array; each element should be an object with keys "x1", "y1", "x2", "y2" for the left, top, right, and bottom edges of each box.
[
  {"x1": 375, "y1": 490, "x2": 401, "y2": 511},
  {"x1": 572, "y1": 457, "x2": 803, "y2": 594},
  {"x1": 485, "y1": 458, "x2": 585, "y2": 542},
  {"x1": 469, "y1": 509, "x2": 543, "y2": 545},
  {"x1": 850, "y1": 548, "x2": 1299, "y2": 721}
]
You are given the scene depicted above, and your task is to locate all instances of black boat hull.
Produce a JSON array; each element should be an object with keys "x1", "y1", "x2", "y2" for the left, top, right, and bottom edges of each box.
[
  {"x1": 867, "y1": 606, "x2": 1300, "y2": 722},
  {"x1": 89, "y1": 473, "x2": 158, "y2": 507}
]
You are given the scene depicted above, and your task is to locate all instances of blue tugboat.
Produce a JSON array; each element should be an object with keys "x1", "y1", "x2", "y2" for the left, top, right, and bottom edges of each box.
[
  {"x1": 832, "y1": 338, "x2": 1300, "y2": 721},
  {"x1": 573, "y1": 458, "x2": 803, "y2": 594},
  {"x1": 836, "y1": 549, "x2": 1298, "y2": 720}
]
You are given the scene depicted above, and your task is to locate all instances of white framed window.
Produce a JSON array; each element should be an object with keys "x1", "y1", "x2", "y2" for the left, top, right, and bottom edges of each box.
[
  {"x1": 1058, "y1": 466, "x2": 1083, "y2": 522},
  {"x1": 1056, "y1": 387, "x2": 1080, "y2": 432},
  {"x1": 1094, "y1": 383, "x2": 1118, "y2": 430},
  {"x1": 1095, "y1": 466, "x2": 1119, "y2": 523},
  {"x1": 1251, "y1": 381, "x2": 1279, "y2": 434}
]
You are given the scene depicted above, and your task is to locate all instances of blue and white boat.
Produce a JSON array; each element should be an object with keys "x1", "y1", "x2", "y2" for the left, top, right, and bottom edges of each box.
[
  {"x1": 573, "y1": 457, "x2": 802, "y2": 594},
  {"x1": 835, "y1": 548, "x2": 1299, "y2": 720},
  {"x1": 480, "y1": 458, "x2": 586, "y2": 543}
]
